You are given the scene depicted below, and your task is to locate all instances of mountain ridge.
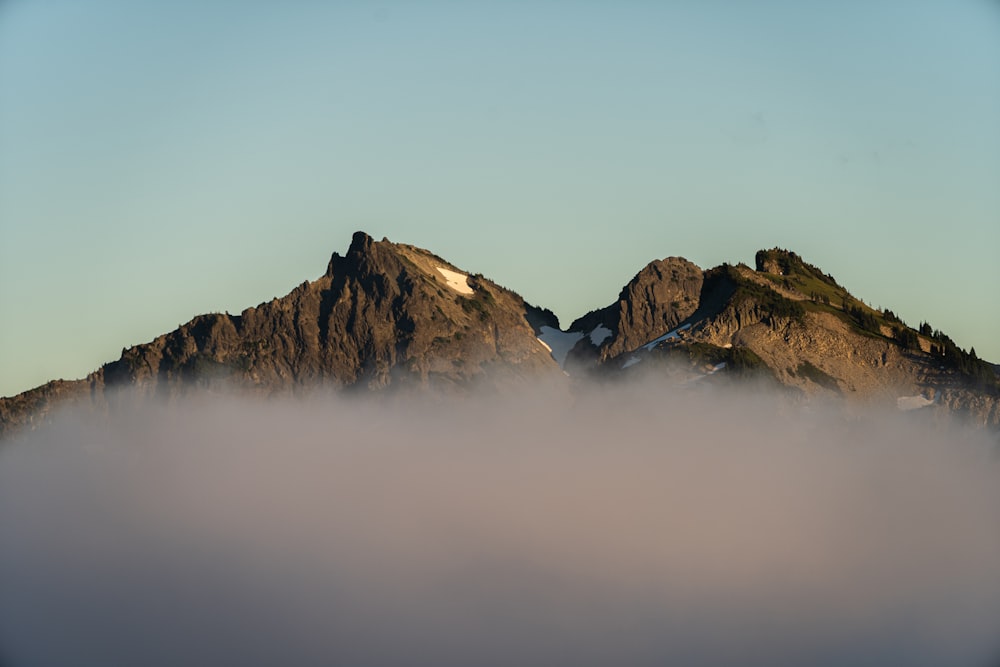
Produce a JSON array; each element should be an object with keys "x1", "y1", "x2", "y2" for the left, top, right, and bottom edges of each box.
[
  {"x1": 560, "y1": 247, "x2": 998, "y2": 426},
  {"x1": 2, "y1": 233, "x2": 997, "y2": 437}
]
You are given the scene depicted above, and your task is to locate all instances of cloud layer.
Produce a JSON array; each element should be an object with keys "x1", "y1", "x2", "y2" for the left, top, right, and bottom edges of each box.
[{"x1": 1, "y1": 386, "x2": 999, "y2": 666}]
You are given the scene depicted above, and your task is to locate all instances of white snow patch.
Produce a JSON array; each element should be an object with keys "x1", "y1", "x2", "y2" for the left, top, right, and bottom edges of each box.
[
  {"x1": 589, "y1": 325, "x2": 612, "y2": 346},
  {"x1": 709, "y1": 362, "x2": 727, "y2": 374},
  {"x1": 622, "y1": 356, "x2": 643, "y2": 369},
  {"x1": 537, "y1": 326, "x2": 585, "y2": 368},
  {"x1": 641, "y1": 323, "x2": 691, "y2": 351},
  {"x1": 435, "y1": 266, "x2": 474, "y2": 295},
  {"x1": 897, "y1": 395, "x2": 934, "y2": 411}
]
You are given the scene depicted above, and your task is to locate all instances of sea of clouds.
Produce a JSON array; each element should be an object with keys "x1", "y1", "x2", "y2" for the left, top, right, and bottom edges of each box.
[{"x1": 1, "y1": 384, "x2": 999, "y2": 666}]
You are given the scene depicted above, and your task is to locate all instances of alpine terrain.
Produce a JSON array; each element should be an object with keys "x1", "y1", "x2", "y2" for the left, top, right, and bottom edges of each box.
[{"x1": 2, "y1": 233, "x2": 998, "y2": 437}]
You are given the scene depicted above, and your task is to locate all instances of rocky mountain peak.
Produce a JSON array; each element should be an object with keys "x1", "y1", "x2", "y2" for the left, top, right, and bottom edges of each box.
[
  {"x1": 754, "y1": 247, "x2": 842, "y2": 289},
  {"x1": 0, "y1": 232, "x2": 563, "y2": 438},
  {"x1": 349, "y1": 230, "x2": 375, "y2": 253},
  {"x1": 327, "y1": 231, "x2": 396, "y2": 278},
  {"x1": 755, "y1": 247, "x2": 799, "y2": 275},
  {"x1": 568, "y1": 256, "x2": 703, "y2": 361}
]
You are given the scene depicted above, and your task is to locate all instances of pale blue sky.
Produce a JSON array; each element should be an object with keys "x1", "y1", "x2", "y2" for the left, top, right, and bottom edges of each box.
[{"x1": 1, "y1": 1, "x2": 998, "y2": 396}]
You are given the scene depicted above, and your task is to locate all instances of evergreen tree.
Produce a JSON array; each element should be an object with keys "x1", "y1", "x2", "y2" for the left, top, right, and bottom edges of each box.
[{"x1": 893, "y1": 326, "x2": 920, "y2": 351}]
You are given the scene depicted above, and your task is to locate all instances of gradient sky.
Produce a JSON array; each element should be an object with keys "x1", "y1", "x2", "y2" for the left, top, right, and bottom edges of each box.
[{"x1": 1, "y1": 1, "x2": 998, "y2": 397}]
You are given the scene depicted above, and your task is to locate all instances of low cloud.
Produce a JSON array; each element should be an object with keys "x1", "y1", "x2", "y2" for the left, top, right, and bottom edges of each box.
[{"x1": 1, "y1": 385, "x2": 998, "y2": 666}]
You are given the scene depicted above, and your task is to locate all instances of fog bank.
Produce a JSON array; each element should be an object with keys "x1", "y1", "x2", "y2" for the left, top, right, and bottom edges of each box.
[{"x1": 1, "y1": 387, "x2": 998, "y2": 666}]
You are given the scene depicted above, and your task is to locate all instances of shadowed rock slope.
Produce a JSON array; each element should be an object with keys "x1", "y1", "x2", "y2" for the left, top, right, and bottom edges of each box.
[{"x1": 0, "y1": 232, "x2": 561, "y2": 437}]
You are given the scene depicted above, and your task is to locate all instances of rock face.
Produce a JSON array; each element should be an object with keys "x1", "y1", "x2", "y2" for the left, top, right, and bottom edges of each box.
[
  {"x1": 103, "y1": 232, "x2": 558, "y2": 394},
  {"x1": 568, "y1": 257, "x2": 703, "y2": 361},
  {"x1": 0, "y1": 232, "x2": 561, "y2": 437},
  {"x1": 0, "y1": 378, "x2": 100, "y2": 438}
]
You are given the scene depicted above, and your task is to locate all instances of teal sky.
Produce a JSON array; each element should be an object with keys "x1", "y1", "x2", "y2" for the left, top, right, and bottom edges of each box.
[{"x1": 1, "y1": 1, "x2": 998, "y2": 397}]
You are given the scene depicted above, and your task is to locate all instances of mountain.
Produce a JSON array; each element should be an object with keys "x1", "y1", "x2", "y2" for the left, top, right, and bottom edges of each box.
[
  {"x1": 0, "y1": 232, "x2": 561, "y2": 437},
  {"x1": 561, "y1": 248, "x2": 1000, "y2": 425},
  {"x1": 2, "y1": 236, "x2": 998, "y2": 437}
]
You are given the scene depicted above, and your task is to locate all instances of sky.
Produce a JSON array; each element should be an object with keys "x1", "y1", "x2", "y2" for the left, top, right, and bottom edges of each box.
[{"x1": 1, "y1": 0, "x2": 998, "y2": 397}]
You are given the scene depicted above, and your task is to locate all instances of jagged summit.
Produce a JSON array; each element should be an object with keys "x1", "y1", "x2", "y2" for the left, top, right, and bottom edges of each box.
[
  {"x1": 326, "y1": 231, "x2": 391, "y2": 276},
  {"x1": 350, "y1": 229, "x2": 376, "y2": 252}
]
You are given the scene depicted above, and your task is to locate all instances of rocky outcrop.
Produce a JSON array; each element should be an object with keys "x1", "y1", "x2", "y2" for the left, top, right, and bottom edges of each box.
[
  {"x1": 936, "y1": 388, "x2": 1000, "y2": 427},
  {"x1": 0, "y1": 376, "x2": 103, "y2": 437},
  {"x1": 569, "y1": 257, "x2": 703, "y2": 360}
]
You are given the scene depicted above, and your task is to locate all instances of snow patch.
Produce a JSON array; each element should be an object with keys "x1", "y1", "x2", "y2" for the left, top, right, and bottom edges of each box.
[
  {"x1": 622, "y1": 356, "x2": 643, "y2": 369},
  {"x1": 641, "y1": 323, "x2": 691, "y2": 351},
  {"x1": 897, "y1": 395, "x2": 934, "y2": 411},
  {"x1": 537, "y1": 327, "x2": 585, "y2": 368},
  {"x1": 589, "y1": 325, "x2": 612, "y2": 346},
  {"x1": 435, "y1": 266, "x2": 474, "y2": 295},
  {"x1": 709, "y1": 362, "x2": 727, "y2": 374}
]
